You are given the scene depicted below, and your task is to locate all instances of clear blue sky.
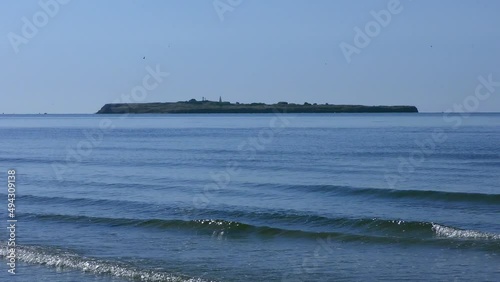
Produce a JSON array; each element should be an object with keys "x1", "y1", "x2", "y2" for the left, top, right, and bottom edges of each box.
[{"x1": 1, "y1": 0, "x2": 499, "y2": 113}]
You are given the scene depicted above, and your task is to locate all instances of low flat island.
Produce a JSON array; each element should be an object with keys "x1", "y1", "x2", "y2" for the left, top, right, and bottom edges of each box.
[{"x1": 96, "y1": 100, "x2": 418, "y2": 114}]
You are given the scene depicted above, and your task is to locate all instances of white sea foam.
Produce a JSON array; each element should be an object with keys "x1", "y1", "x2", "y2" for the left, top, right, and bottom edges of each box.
[
  {"x1": 0, "y1": 244, "x2": 210, "y2": 282},
  {"x1": 431, "y1": 224, "x2": 500, "y2": 240}
]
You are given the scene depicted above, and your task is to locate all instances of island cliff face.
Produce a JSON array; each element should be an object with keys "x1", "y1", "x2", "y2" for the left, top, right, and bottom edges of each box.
[{"x1": 96, "y1": 101, "x2": 418, "y2": 114}]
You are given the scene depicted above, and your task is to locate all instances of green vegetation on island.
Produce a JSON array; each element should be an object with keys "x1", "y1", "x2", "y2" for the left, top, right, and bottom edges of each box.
[{"x1": 96, "y1": 98, "x2": 418, "y2": 114}]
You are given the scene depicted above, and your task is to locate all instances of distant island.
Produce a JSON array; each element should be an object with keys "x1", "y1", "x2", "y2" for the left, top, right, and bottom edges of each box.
[{"x1": 96, "y1": 99, "x2": 418, "y2": 114}]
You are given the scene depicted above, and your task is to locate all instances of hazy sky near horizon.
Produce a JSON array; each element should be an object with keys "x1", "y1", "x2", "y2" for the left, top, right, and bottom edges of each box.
[{"x1": 1, "y1": 0, "x2": 499, "y2": 113}]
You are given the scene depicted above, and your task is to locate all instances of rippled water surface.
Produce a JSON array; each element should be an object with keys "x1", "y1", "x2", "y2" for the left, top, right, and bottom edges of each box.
[{"x1": 1, "y1": 113, "x2": 499, "y2": 281}]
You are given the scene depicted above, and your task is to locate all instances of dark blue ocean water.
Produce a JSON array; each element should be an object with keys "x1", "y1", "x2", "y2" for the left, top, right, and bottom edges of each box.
[{"x1": 0, "y1": 113, "x2": 499, "y2": 281}]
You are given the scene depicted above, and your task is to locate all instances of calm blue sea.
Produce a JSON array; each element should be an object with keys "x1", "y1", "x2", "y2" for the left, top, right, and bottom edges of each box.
[{"x1": 1, "y1": 113, "x2": 499, "y2": 281}]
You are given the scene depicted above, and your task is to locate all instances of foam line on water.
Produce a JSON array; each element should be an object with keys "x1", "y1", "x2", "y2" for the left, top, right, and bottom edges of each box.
[
  {"x1": 432, "y1": 224, "x2": 500, "y2": 240},
  {"x1": 0, "y1": 244, "x2": 210, "y2": 282}
]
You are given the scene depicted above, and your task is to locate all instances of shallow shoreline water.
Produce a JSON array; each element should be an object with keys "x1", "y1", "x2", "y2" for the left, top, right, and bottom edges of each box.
[{"x1": 1, "y1": 113, "x2": 499, "y2": 281}]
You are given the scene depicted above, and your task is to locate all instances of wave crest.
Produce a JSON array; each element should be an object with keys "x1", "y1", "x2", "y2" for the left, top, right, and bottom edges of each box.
[
  {"x1": 0, "y1": 245, "x2": 208, "y2": 282},
  {"x1": 432, "y1": 224, "x2": 500, "y2": 240}
]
